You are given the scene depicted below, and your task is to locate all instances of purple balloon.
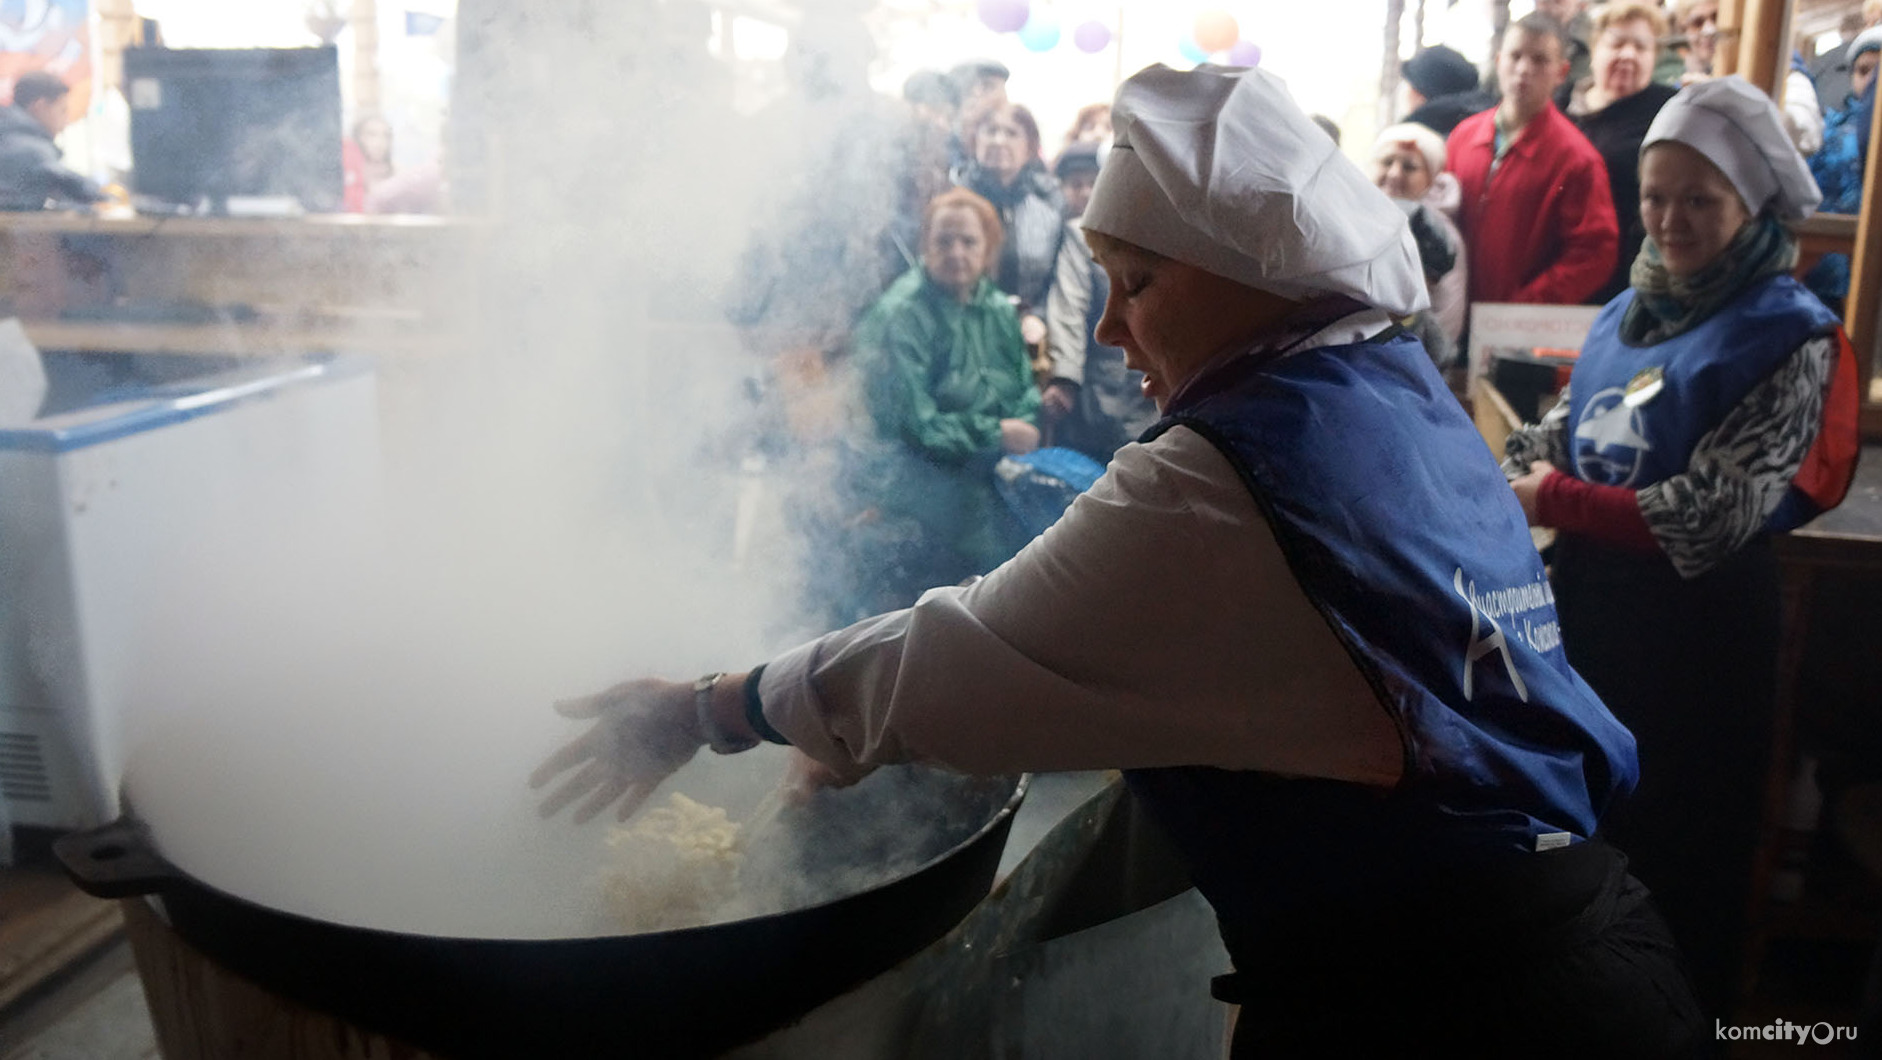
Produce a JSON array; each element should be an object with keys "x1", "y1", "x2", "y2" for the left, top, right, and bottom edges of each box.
[
  {"x1": 1227, "y1": 40, "x2": 1262, "y2": 66},
  {"x1": 1073, "y1": 20, "x2": 1112, "y2": 53},
  {"x1": 978, "y1": 0, "x2": 1030, "y2": 34}
]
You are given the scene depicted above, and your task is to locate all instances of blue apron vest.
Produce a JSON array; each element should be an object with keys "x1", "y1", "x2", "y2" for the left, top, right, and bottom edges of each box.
[
  {"x1": 1567, "y1": 276, "x2": 1840, "y2": 531},
  {"x1": 1124, "y1": 331, "x2": 1638, "y2": 953}
]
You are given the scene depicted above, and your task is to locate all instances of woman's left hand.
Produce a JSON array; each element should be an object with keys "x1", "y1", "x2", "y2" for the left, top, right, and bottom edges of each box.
[
  {"x1": 1509, "y1": 461, "x2": 1555, "y2": 526},
  {"x1": 531, "y1": 678, "x2": 704, "y2": 824}
]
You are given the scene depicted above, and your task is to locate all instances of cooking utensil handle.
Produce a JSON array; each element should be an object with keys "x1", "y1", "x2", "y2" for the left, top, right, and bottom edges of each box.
[{"x1": 53, "y1": 818, "x2": 180, "y2": 898}]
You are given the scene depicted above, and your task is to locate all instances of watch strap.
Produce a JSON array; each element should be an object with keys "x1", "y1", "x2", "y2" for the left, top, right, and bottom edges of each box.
[{"x1": 694, "y1": 672, "x2": 759, "y2": 754}]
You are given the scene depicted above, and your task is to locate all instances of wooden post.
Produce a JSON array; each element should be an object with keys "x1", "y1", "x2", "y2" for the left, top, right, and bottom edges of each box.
[
  {"x1": 1735, "y1": 0, "x2": 1790, "y2": 96},
  {"x1": 1845, "y1": 73, "x2": 1882, "y2": 401},
  {"x1": 93, "y1": 0, "x2": 138, "y2": 93},
  {"x1": 1114, "y1": 5, "x2": 1125, "y2": 95},
  {"x1": 351, "y1": 0, "x2": 381, "y2": 118},
  {"x1": 1715, "y1": 0, "x2": 1745, "y2": 76},
  {"x1": 1382, "y1": 0, "x2": 1405, "y2": 123}
]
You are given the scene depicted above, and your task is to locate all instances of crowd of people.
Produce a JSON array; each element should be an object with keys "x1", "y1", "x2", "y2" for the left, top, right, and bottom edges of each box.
[
  {"x1": 733, "y1": 6, "x2": 1875, "y2": 643},
  {"x1": 738, "y1": 57, "x2": 1158, "y2": 623}
]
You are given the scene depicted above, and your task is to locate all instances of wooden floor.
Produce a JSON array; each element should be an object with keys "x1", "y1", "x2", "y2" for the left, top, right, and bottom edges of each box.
[
  {"x1": 0, "y1": 833, "x2": 149, "y2": 1060},
  {"x1": 0, "y1": 867, "x2": 121, "y2": 1015}
]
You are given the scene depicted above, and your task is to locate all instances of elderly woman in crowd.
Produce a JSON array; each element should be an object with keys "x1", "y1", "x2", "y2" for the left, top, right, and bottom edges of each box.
[
  {"x1": 1569, "y1": 1, "x2": 1681, "y2": 303},
  {"x1": 1370, "y1": 121, "x2": 1467, "y2": 359},
  {"x1": 1507, "y1": 77, "x2": 1860, "y2": 1016},
  {"x1": 953, "y1": 101, "x2": 1065, "y2": 349},
  {"x1": 537, "y1": 64, "x2": 1702, "y2": 1057},
  {"x1": 1676, "y1": 0, "x2": 1823, "y2": 153},
  {"x1": 1060, "y1": 101, "x2": 1112, "y2": 153},
  {"x1": 834, "y1": 186, "x2": 1040, "y2": 615}
]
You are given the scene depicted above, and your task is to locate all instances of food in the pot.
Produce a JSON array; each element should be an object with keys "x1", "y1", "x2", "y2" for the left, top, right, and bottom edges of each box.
[{"x1": 600, "y1": 792, "x2": 745, "y2": 931}]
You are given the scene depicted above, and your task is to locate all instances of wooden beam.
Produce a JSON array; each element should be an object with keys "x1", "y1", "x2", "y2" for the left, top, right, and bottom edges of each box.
[
  {"x1": 1737, "y1": 0, "x2": 1791, "y2": 95},
  {"x1": 1844, "y1": 79, "x2": 1882, "y2": 413},
  {"x1": 351, "y1": 0, "x2": 380, "y2": 117},
  {"x1": 1716, "y1": 0, "x2": 1746, "y2": 76}
]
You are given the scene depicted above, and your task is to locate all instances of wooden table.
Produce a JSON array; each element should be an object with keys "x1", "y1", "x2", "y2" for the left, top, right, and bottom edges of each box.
[{"x1": 0, "y1": 211, "x2": 480, "y2": 358}]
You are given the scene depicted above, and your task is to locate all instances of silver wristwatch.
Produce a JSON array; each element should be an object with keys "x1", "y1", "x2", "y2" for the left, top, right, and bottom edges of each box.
[{"x1": 694, "y1": 672, "x2": 758, "y2": 754}]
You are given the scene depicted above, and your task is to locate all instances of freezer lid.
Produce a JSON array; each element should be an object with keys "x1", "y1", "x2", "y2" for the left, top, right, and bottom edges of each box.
[{"x1": 0, "y1": 356, "x2": 371, "y2": 454}]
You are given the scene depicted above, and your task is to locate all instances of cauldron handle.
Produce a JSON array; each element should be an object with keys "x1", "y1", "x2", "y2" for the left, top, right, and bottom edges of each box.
[{"x1": 53, "y1": 817, "x2": 180, "y2": 898}]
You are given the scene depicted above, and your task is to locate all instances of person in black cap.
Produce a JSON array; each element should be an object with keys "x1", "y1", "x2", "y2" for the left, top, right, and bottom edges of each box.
[
  {"x1": 1399, "y1": 45, "x2": 1496, "y2": 136},
  {"x1": 1052, "y1": 141, "x2": 1100, "y2": 219},
  {"x1": 947, "y1": 59, "x2": 1010, "y2": 116},
  {"x1": 903, "y1": 69, "x2": 959, "y2": 137},
  {"x1": 945, "y1": 59, "x2": 1010, "y2": 173}
]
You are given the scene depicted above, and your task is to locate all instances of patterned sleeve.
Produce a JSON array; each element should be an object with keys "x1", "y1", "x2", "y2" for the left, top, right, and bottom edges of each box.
[
  {"x1": 1638, "y1": 336, "x2": 1836, "y2": 578},
  {"x1": 1500, "y1": 387, "x2": 1573, "y2": 479}
]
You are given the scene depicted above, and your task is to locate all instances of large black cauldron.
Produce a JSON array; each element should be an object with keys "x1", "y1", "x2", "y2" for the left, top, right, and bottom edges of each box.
[{"x1": 57, "y1": 771, "x2": 1026, "y2": 1059}]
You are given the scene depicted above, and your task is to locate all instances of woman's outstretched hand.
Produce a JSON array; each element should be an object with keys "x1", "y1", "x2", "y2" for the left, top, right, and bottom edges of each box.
[{"x1": 530, "y1": 678, "x2": 704, "y2": 824}]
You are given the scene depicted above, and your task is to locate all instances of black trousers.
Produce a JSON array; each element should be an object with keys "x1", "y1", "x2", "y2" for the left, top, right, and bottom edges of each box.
[
  {"x1": 1217, "y1": 840, "x2": 1704, "y2": 1059},
  {"x1": 1553, "y1": 534, "x2": 1779, "y2": 1018}
]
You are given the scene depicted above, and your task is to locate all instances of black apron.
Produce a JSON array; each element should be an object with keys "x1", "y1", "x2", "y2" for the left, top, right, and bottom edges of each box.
[
  {"x1": 1552, "y1": 531, "x2": 1780, "y2": 1018},
  {"x1": 1216, "y1": 839, "x2": 1704, "y2": 1059}
]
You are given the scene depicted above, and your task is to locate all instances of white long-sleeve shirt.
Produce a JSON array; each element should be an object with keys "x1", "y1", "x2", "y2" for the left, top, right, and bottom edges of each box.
[{"x1": 757, "y1": 316, "x2": 1408, "y2": 790}]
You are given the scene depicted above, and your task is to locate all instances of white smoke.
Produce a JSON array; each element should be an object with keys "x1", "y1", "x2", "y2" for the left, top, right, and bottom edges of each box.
[{"x1": 109, "y1": 1, "x2": 932, "y2": 938}]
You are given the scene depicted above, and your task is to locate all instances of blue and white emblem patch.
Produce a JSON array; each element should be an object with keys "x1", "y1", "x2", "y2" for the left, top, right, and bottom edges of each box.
[{"x1": 1572, "y1": 386, "x2": 1654, "y2": 487}]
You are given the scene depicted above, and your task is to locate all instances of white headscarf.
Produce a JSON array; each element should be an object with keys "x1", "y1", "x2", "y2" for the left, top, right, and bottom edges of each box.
[
  {"x1": 1082, "y1": 64, "x2": 1429, "y2": 316},
  {"x1": 1641, "y1": 75, "x2": 1822, "y2": 220},
  {"x1": 1372, "y1": 123, "x2": 1449, "y2": 183}
]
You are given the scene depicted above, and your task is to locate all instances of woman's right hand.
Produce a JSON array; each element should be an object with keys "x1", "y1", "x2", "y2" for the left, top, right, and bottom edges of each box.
[
  {"x1": 1509, "y1": 461, "x2": 1555, "y2": 526},
  {"x1": 1000, "y1": 418, "x2": 1041, "y2": 454},
  {"x1": 531, "y1": 678, "x2": 704, "y2": 824}
]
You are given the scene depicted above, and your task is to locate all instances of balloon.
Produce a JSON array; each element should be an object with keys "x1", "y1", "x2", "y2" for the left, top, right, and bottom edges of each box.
[
  {"x1": 1018, "y1": 11, "x2": 1061, "y2": 51},
  {"x1": 1192, "y1": 11, "x2": 1240, "y2": 53},
  {"x1": 1072, "y1": 19, "x2": 1112, "y2": 53},
  {"x1": 977, "y1": 0, "x2": 1029, "y2": 34},
  {"x1": 1177, "y1": 31, "x2": 1211, "y2": 64},
  {"x1": 1227, "y1": 40, "x2": 1263, "y2": 66}
]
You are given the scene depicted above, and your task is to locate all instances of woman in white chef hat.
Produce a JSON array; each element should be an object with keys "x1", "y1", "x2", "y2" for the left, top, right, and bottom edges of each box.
[
  {"x1": 539, "y1": 64, "x2": 1702, "y2": 1056},
  {"x1": 1506, "y1": 75, "x2": 1861, "y2": 1016}
]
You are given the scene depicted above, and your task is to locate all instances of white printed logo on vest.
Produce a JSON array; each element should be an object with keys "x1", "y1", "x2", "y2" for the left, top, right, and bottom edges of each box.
[
  {"x1": 1452, "y1": 568, "x2": 1534, "y2": 703},
  {"x1": 1572, "y1": 386, "x2": 1654, "y2": 487}
]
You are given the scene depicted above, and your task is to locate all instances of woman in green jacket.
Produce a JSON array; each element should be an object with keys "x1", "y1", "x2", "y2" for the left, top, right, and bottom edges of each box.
[{"x1": 845, "y1": 186, "x2": 1041, "y2": 615}]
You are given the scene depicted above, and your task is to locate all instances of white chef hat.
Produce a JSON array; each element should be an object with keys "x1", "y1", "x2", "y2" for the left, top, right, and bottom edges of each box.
[
  {"x1": 1640, "y1": 76, "x2": 1822, "y2": 220},
  {"x1": 1082, "y1": 64, "x2": 1429, "y2": 317}
]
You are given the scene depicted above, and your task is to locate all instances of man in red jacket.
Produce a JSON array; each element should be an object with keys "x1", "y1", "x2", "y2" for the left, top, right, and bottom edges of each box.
[{"x1": 1447, "y1": 14, "x2": 1619, "y2": 306}]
